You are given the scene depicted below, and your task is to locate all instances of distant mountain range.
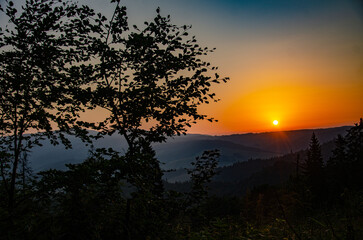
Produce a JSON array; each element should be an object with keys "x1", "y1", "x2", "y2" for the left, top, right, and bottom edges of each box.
[{"x1": 29, "y1": 126, "x2": 351, "y2": 178}]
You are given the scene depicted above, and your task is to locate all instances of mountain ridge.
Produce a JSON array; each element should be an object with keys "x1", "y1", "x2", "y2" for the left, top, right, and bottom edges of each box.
[{"x1": 27, "y1": 126, "x2": 350, "y2": 173}]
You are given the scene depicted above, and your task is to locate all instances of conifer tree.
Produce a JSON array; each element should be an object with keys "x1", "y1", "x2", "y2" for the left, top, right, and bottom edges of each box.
[
  {"x1": 345, "y1": 118, "x2": 363, "y2": 189},
  {"x1": 304, "y1": 133, "x2": 325, "y2": 203},
  {"x1": 328, "y1": 134, "x2": 347, "y2": 167},
  {"x1": 327, "y1": 134, "x2": 348, "y2": 192}
]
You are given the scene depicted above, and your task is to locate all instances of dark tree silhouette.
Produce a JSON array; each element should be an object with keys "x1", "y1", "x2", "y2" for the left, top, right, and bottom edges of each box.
[
  {"x1": 0, "y1": 0, "x2": 227, "y2": 238},
  {"x1": 327, "y1": 134, "x2": 348, "y2": 192},
  {"x1": 0, "y1": 0, "x2": 97, "y2": 218},
  {"x1": 73, "y1": 1, "x2": 229, "y2": 149},
  {"x1": 65, "y1": 0, "x2": 228, "y2": 202},
  {"x1": 345, "y1": 118, "x2": 363, "y2": 189},
  {"x1": 304, "y1": 132, "x2": 325, "y2": 203},
  {"x1": 328, "y1": 134, "x2": 347, "y2": 167},
  {"x1": 187, "y1": 150, "x2": 220, "y2": 203},
  {"x1": 327, "y1": 119, "x2": 363, "y2": 192}
]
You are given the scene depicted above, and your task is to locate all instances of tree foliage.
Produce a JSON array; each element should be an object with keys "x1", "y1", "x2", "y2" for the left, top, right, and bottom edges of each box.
[
  {"x1": 0, "y1": 0, "x2": 99, "y2": 214},
  {"x1": 327, "y1": 118, "x2": 363, "y2": 191},
  {"x1": 187, "y1": 149, "x2": 220, "y2": 203},
  {"x1": 70, "y1": 1, "x2": 229, "y2": 150},
  {"x1": 0, "y1": 0, "x2": 227, "y2": 205},
  {"x1": 303, "y1": 132, "x2": 325, "y2": 202},
  {"x1": 0, "y1": 0, "x2": 226, "y2": 238}
]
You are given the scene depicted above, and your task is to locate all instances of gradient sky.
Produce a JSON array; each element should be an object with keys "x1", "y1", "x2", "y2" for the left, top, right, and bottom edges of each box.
[{"x1": 2, "y1": 0, "x2": 363, "y2": 135}]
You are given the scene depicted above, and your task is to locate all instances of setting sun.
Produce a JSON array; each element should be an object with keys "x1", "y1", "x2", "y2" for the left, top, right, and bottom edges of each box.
[{"x1": 273, "y1": 120, "x2": 279, "y2": 126}]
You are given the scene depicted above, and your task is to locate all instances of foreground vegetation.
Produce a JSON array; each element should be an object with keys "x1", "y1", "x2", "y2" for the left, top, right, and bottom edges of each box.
[
  {"x1": 0, "y1": 121, "x2": 362, "y2": 239},
  {"x1": 174, "y1": 121, "x2": 363, "y2": 240},
  {"x1": 0, "y1": 121, "x2": 363, "y2": 239}
]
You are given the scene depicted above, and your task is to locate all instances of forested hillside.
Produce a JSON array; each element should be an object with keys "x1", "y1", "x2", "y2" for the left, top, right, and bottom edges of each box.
[
  {"x1": 167, "y1": 121, "x2": 363, "y2": 239},
  {"x1": 164, "y1": 134, "x2": 341, "y2": 182}
]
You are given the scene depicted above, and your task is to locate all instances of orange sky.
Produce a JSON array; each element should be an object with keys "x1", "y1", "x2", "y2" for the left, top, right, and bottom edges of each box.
[
  {"x1": 2, "y1": 1, "x2": 362, "y2": 136},
  {"x1": 24, "y1": 0, "x2": 357, "y2": 135},
  {"x1": 173, "y1": 0, "x2": 363, "y2": 135},
  {"x1": 73, "y1": 0, "x2": 363, "y2": 135},
  {"x1": 190, "y1": 61, "x2": 362, "y2": 134},
  {"x1": 190, "y1": 38, "x2": 363, "y2": 134}
]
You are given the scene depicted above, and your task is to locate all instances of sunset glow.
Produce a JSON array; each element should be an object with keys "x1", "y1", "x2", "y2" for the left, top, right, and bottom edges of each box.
[
  {"x1": 273, "y1": 120, "x2": 278, "y2": 126},
  {"x1": 172, "y1": 0, "x2": 363, "y2": 135},
  {"x1": 70, "y1": 0, "x2": 363, "y2": 135}
]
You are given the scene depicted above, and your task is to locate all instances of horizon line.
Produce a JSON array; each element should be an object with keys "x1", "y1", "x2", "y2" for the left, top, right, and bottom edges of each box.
[{"x1": 187, "y1": 124, "x2": 353, "y2": 137}]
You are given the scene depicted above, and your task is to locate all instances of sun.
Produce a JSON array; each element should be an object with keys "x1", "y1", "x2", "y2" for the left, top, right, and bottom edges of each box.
[{"x1": 273, "y1": 120, "x2": 279, "y2": 126}]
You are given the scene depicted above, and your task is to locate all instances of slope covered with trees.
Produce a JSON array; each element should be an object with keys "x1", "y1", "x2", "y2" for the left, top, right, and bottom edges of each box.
[{"x1": 167, "y1": 121, "x2": 363, "y2": 239}]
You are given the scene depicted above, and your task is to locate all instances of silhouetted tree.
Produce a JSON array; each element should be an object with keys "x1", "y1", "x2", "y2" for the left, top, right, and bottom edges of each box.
[
  {"x1": 0, "y1": 0, "x2": 97, "y2": 229},
  {"x1": 36, "y1": 150, "x2": 128, "y2": 239},
  {"x1": 329, "y1": 134, "x2": 347, "y2": 166},
  {"x1": 0, "y1": 0, "x2": 227, "y2": 238},
  {"x1": 327, "y1": 134, "x2": 348, "y2": 193},
  {"x1": 345, "y1": 118, "x2": 363, "y2": 189},
  {"x1": 304, "y1": 133, "x2": 325, "y2": 204},
  {"x1": 326, "y1": 119, "x2": 363, "y2": 193},
  {"x1": 66, "y1": 2, "x2": 228, "y2": 233},
  {"x1": 187, "y1": 150, "x2": 220, "y2": 204},
  {"x1": 74, "y1": 1, "x2": 228, "y2": 150}
]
